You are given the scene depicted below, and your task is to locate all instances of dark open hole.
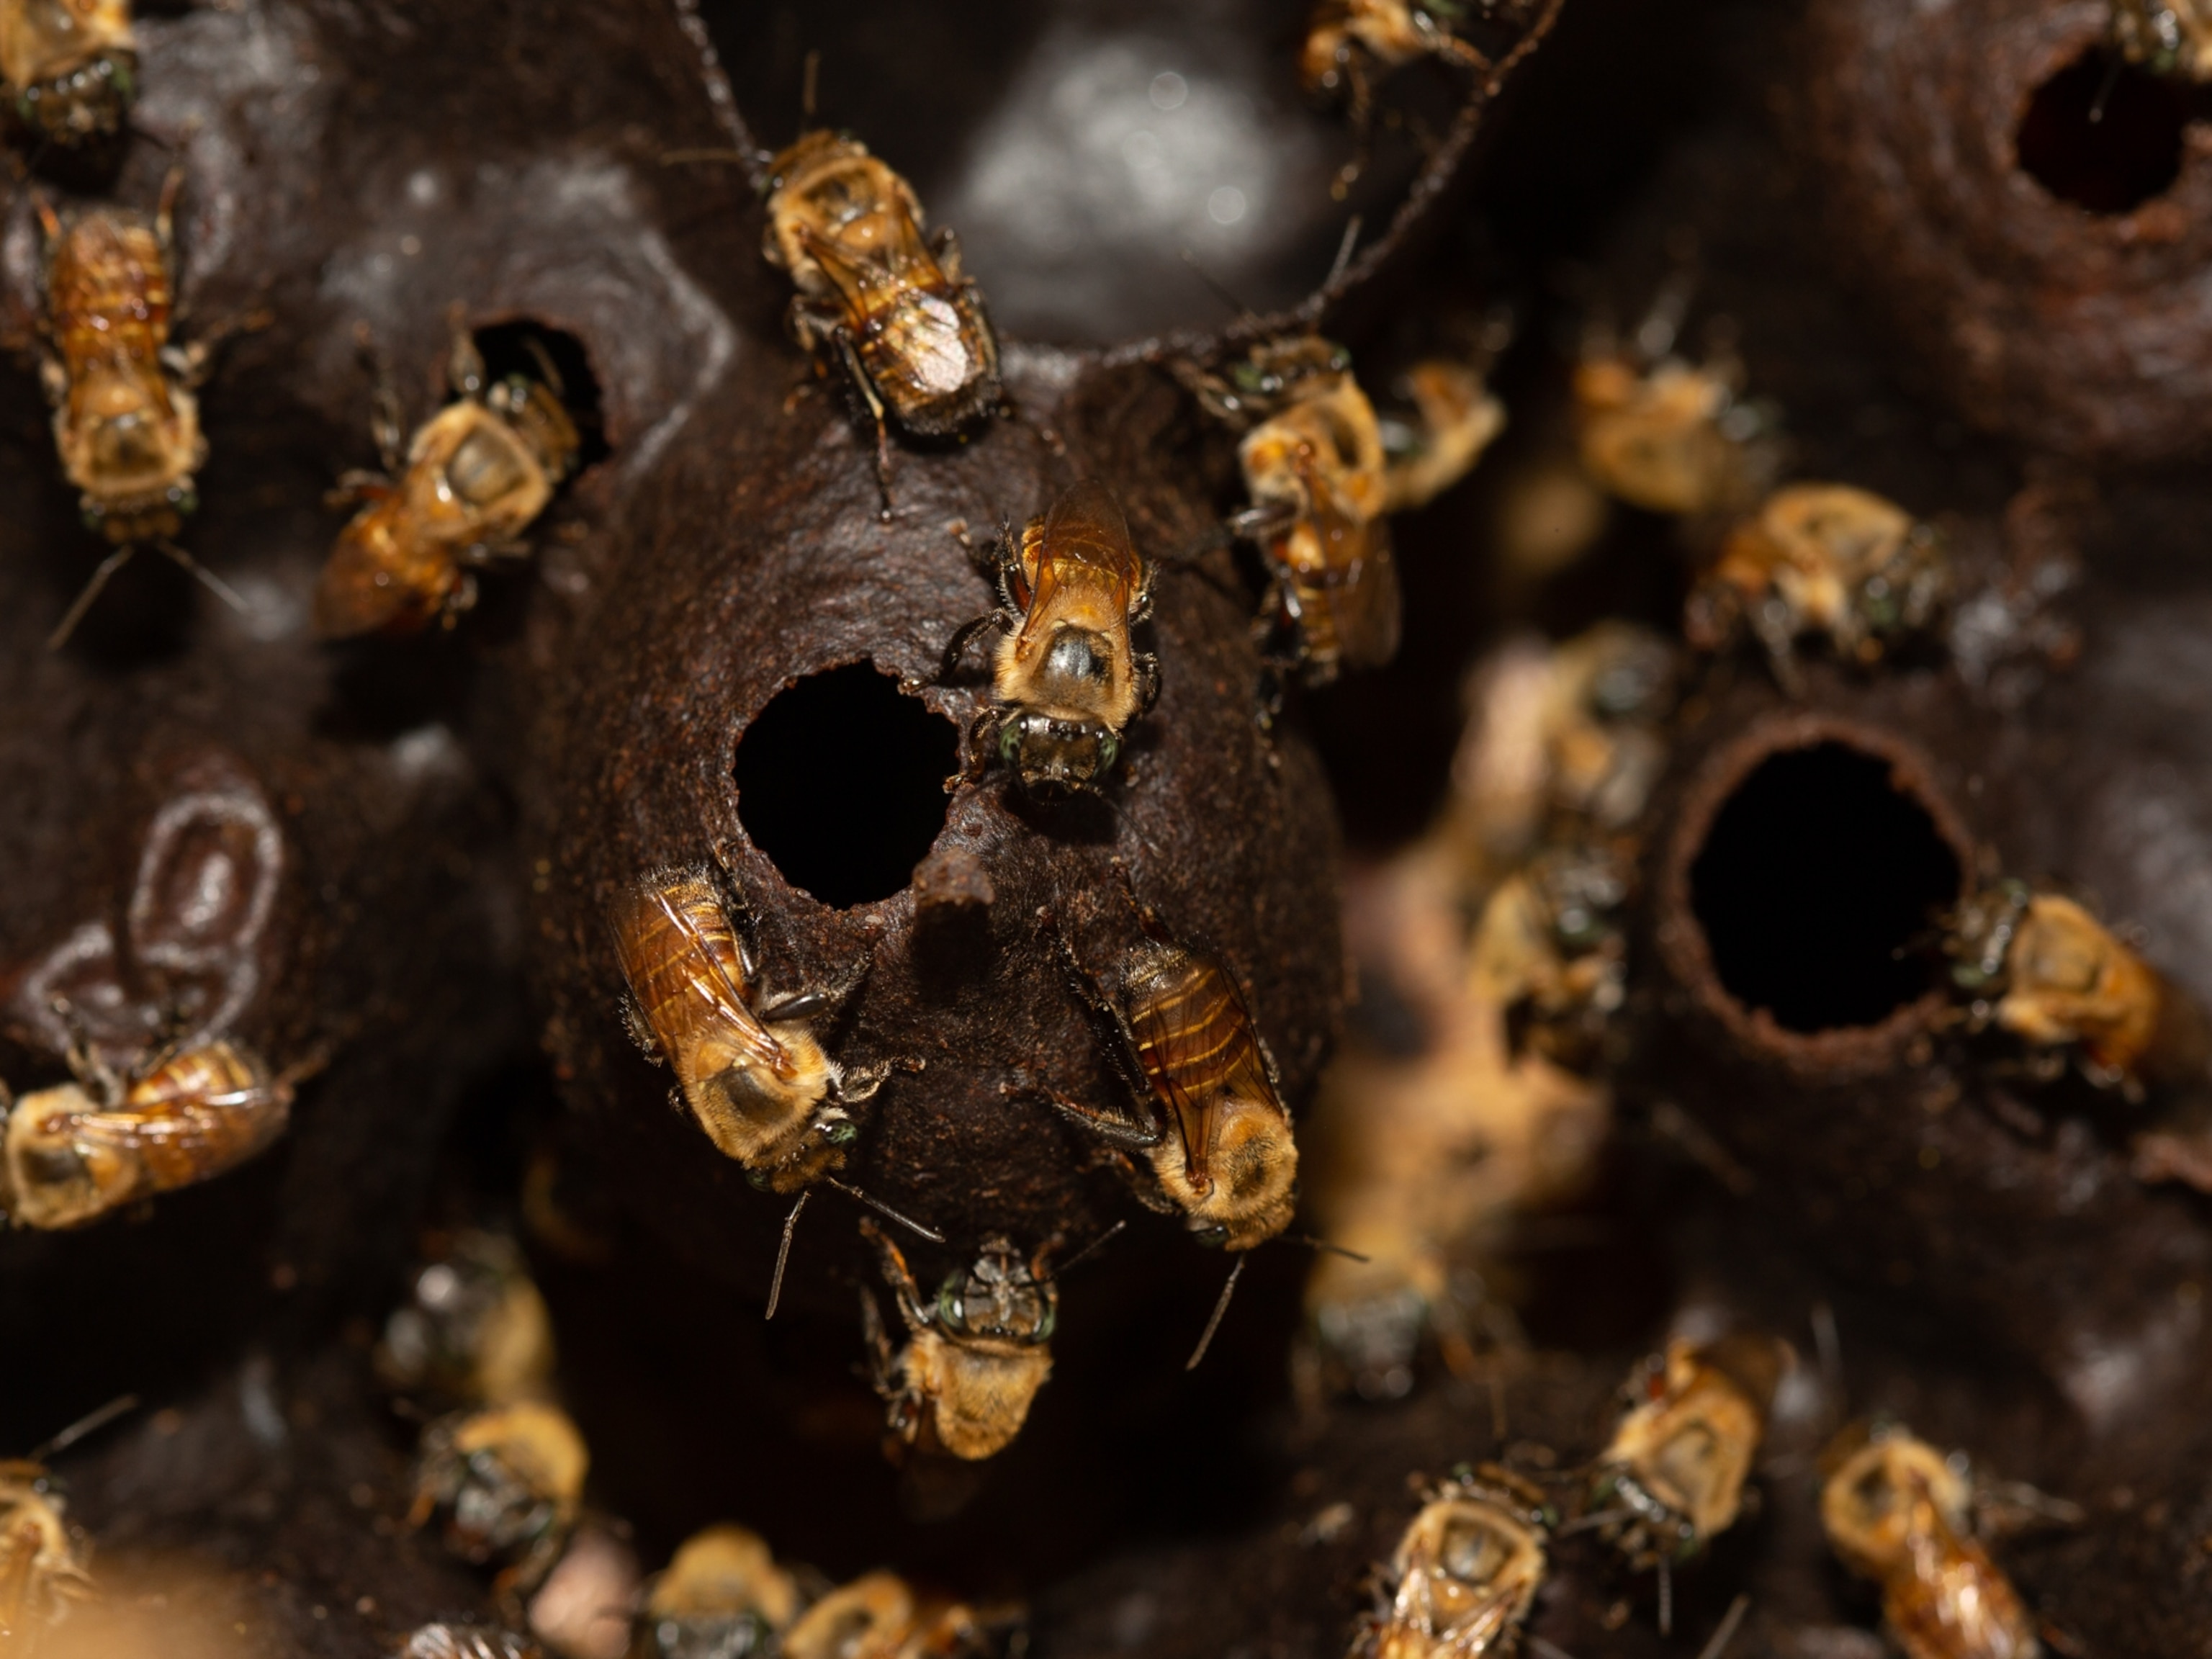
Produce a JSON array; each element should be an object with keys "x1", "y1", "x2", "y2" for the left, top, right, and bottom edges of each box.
[
  {"x1": 471, "y1": 320, "x2": 611, "y2": 469},
  {"x1": 2016, "y1": 47, "x2": 2193, "y2": 214},
  {"x1": 1689, "y1": 742, "x2": 1961, "y2": 1033},
  {"x1": 733, "y1": 662, "x2": 958, "y2": 908}
]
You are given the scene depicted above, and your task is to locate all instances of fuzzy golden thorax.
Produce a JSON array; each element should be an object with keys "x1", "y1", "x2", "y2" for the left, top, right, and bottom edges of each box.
[
  {"x1": 898, "y1": 1328, "x2": 1054, "y2": 1462},
  {"x1": 1361, "y1": 1470, "x2": 1549, "y2": 1659},
  {"x1": 763, "y1": 132, "x2": 927, "y2": 289},
  {"x1": 645, "y1": 1523, "x2": 799, "y2": 1637},
  {"x1": 1239, "y1": 377, "x2": 1389, "y2": 525},
  {"x1": 1997, "y1": 894, "x2": 2162, "y2": 1079},
  {"x1": 1596, "y1": 1339, "x2": 1771, "y2": 1561},
  {"x1": 413, "y1": 1402, "x2": 587, "y2": 1585},
  {"x1": 1148, "y1": 1094, "x2": 1299, "y2": 1252}
]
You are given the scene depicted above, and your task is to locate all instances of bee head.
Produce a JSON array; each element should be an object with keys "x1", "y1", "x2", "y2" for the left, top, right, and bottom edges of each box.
[{"x1": 998, "y1": 711, "x2": 1120, "y2": 796}]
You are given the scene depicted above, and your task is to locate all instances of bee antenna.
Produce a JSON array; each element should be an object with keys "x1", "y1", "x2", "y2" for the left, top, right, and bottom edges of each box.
[
  {"x1": 1055, "y1": 1218, "x2": 1128, "y2": 1276},
  {"x1": 1324, "y1": 214, "x2": 1363, "y2": 289},
  {"x1": 156, "y1": 539, "x2": 251, "y2": 616},
  {"x1": 1184, "y1": 1252, "x2": 1247, "y2": 1370},
  {"x1": 1292, "y1": 1233, "x2": 1370, "y2": 1263},
  {"x1": 765, "y1": 1188, "x2": 810, "y2": 1320},
  {"x1": 30, "y1": 1393, "x2": 139, "y2": 1462},
  {"x1": 1656, "y1": 1553, "x2": 1674, "y2": 1638},
  {"x1": 824, "y1": 1177, "x2": 944, "y2": 1244},
  {"x1": 1694, "y1": 1593, "x2": 1750, "y2": 1659},
  {"x1": 801, "y1": 48, "x2": 822, "y2": 122},
  {"x1": 1177, "y1": 248, "x2": 1256, "y2": 322}
]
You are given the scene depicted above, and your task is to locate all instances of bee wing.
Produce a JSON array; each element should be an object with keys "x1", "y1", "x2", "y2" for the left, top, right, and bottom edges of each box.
[
  {"x1": 1889, "y1": 1524, "x2": 2038, "y2": 1659},
  {"x1": 67, "y1": 1092, "x2": 289, "y2": 1194},
  {"x1": 1129, "y1": 962, "x2": 1277, "y2": 1188},
  {"x1": 796, "y1": 214, "x2": 932, "y2": 306},
  {"x1": 1323, "y1": 518, "x2": 1402, "y2": 669},
  {"x1": 640, "y1": 891, "x2": 796, "y2": 1087}
]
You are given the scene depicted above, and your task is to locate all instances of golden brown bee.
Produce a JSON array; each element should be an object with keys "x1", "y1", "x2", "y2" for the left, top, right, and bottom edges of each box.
[
  {"x1": 1301, "y1": 1, "x2": 1487, "y2": 136},
  {"x1": 410, "y1": 1401, "x2": 588, "y2": 1599},
  {"x1": 779, "y1": 1572, "x2": 985, "y2": 1659},
  {"x1": 2113, "y1": 0, "x2": 2212, "y2": 77},
  {"x1": 400, "y1": 1627, "x2": 545, "y2": 1659},
  {"x1": 1051, "y1": 921, "x2": 1298, "y2": 1254},
  {"x1": 607, "y1": 868, "x2": 886, "y2": 1195},
  {"x1": 1686, "y1": 483, "x2": 1949, "y2": 686},
  {"x1": 1943, "y1": 883, "x2": 2168, "y2": 1089},
  {"x1": 940, "y1": 480, "x2": 1157, "y2": 797},
  {"x1": 0, "y1": 1038, "x2": 292, "y2": 1231},
  {"x1": 1468, "y1": 842, "x2": 1629, "y2": 1073},
  {"x1": 860, "y1": 1219, "x2": 1056, "y2": 1463},
  {"x1": 761, "y1": 130, "x2": 1000, "y2": 496},
  {"x1": 1573, "y1": 352, "x2": 1768, "y2": 518},
  {"x1": 0, "y1": 1460, "x2": 93, "y2": 1645},
  {"x1": 633, "y1": 1524, "x2": 799, "y2": 1659},
  {"x1": 1, "y1": 0, "x2": 134, "y2": 145},
  {"x1": 314, "y1": 320, "x2": 581, "y2": 639},
  {"x1": 1354, "y1": 1467, "x2": 1550, "y2": 1659},
  {"x1": 1588, "y1": 1336, "x2": 1784, "y2": 1573},
  {"x1": 1820, "y1": 1428, "x2": 2041, "y2": 1659},
  {"x1": 1378, "y1": 359, "x2": 1507, "y2": 515},
  {"x1": 377, "y1": 1231, "x2": 556, "y2": 1409}
]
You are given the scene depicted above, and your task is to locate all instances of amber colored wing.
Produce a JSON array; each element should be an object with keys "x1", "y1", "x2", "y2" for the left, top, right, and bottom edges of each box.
[
  {"x1": 1310, "y1": 510, "x2": 1402, "y2": 670},
  {"x1": 69, "y1": 1087, "x2": 291, "y2": 1197},
  {"x1": 797, "y1": 211, "x2": 935, "y2": 312},
  {"x1": 613, "y1": 882, "x2": 791, "y2": 1089},
  {"x1": 1129, "y1": 955, "x2": 1277, "y2": 1189},
  {"x1": 1885, "y1": 1522, "x2": 2038, "y2": 1659},
  {"x1": 1017, "y1": 480, "x2": 1143, "y2": 652}
]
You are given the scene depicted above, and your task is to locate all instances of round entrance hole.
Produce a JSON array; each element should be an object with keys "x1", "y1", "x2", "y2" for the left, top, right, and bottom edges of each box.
[
  {"x1": 1688, "y1": 742, "x2": 1961, "y2": 1033},
  {"x1": 732, "y1": 662, "x2": 959, "y2": 908},
  {"x1": 2016, "y1": 48, "x2": 2191, "y2": 214}
]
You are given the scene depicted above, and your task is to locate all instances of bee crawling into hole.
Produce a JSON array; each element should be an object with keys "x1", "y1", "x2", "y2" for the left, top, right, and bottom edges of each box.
[
  {"x1": 761, "y1": 127, "x2": 1002, "y2": 514},
  {"x1": 1353, "y1": 1465, "x2": 1552, "y2": 1658},
  {"x1": 410, "y1": 1400, "x2": 588, "y2": 1604},
  {"x1": 0, "y1": 0, "x2": 136, "y2": 148},
  {"x1": 0, "y1": 1458, "x2": 94, "y2": 1645},
  {"x1": 633, "y1": 1524, "x2": 799, "y2": 1659},
  {"x1": 314, "y1": 313, "x2": 583, "y2": 639},
  {"x1": 939, "y1": 479, "x2": 1157, "y2": 799},
  {"x1": 2112, "y1": 0, "x2": 2212, "y2": 78},
  {"x1": 859, "y1": 1218, "x2": 1058, "y2": 1464}
]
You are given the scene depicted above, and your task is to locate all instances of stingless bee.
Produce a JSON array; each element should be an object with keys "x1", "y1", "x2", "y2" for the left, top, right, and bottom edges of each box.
[
  {"x1": 0, "y1": 1036, "x2": 292, "y2": 1231},
  {"x1": 1686, "y1": 483, "x2": 1949, "y2": 687},
  {"x1": 1820, "y1": 1427, "x2": 2041, "y2": 1659},
  {"x1": 410, "y1": 1401, "x2": 588, "y2": 1599},
  {"x1": 1354, "y1": 1466, "x2": 1550, "y2": 1659},
  {"x1": 1378, "y1": 359, "x2": 1507, "y2": 515},
  {"x1": 634, "y1": 1524, "x2": 799, "y2": 1659},
  {"x1": 761, "y1": 130, "x2": 1001, "y2": 503},
  {"x1": 607, "y1": 868, "x2": 887, "y2": 1195},
  {"x1": 0, "y1": 1460, "x2": 93, "y2": 1645},
  {"x1": 1573, "y1": 351, "x2": 1768, "y2": 518},
  {"x1": 1588, "y1": 1336, "x2": 1785, "y2": 1580},
  {"x1": 314, "y1": 317, "x2": 582, "y2": 639},
  {"x1": 779, "y1": 1572, "x2": 985, "y2": 1659},
  {"x1": 401, "y1": 1627, "x2": 545, "y2": 1659},
  {"x1": 376, "y1": 1231, "x2": 556, "y2": 1409},
  {"x1": 1, "y1": 0, "x2": 135, "y2": 145},
  {"x1": 1469, "y1": 842, "x2": 1630, "y2": 1073},
  {"x1": 860, "y1": 1219, "x2": 1056, "y2": 1463},
  {"x1": 1302, "y1": 0, "x2": 1487, "y2": 181},
  {"x1": 2113, "y1": 0, "x2": 2212, "y2": 78},
  {"x1": 1942, "y1": 882, "x2": 2170, "y2": 1091},
  {"x1": 940, "y1": 479, "x2": 1157, "y2": 797}
]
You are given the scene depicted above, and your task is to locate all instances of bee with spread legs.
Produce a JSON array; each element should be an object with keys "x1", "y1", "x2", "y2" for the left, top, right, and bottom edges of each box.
[
  {"x1": 314, "y1": 315, "x2": 582, "y2": 639},
  {"x1": 1354, "y1": 1466, "x2": 1550, "y2": 1658},
  {"x1": 0, "y1": 1458, "x2": 93, "y2": 1645},
  {"x1": 1, "y1": 0, "x2": 135, "y2": 145},
  {"x1": 940, "y1": 480, "x2": 1157, "y2": 797},
  {"x1": 1821, "y1": 1426, "x2": 2041, "y2": 1659},
  {"x1": 860, "y1": 1219, "x2": 1056, "y2": 1463},
  {"x1": 633, "y1": 1524, "x2": 799, "y2": 1659},
  {"x1": 761, "y1": 130, "x2": 1000, "y2": 506},
  {"x1": 607, "y1": 867, "x2": 890, "y2": 1195},
  {"x1": 1, "y1": 1032, "x2": 293, "y2": 1231},
  {"x1": 2113, "y1": 0, "x2": 2212, "y2": 78},
  {"x1": 410, "y1": 1400, "x2": 588, "y2": 1601}
]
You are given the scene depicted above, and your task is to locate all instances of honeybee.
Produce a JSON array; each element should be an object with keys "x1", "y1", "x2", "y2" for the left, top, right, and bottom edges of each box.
[
  {"x1": 410, "y1": 1401, "x2": 588, "y2": 1599},
  {"x1": 1, "y1": 0, "x2": 135, "y2": 145},
  {"x1": 0, "y1": 1460, "x2": 93, "y2": 1645},
  {"x1": 1302, "y1": 1, "x2": 1487, "y2": 138},
  {"x1": 376, "y1": 1231, "x2": 555, "y2": 1409},
  {"x1": 940, "y1": 480, "x2": 1157, "y2": 797},
  {"x1": 314, "y1": 319, "x2": 581, "y2": 639},
  {"x1": 1354, "y1": 1467, "x2": 1550, "y2": 1659},
  {"x1": 779, "y1": 1572, "x2": 985, "y2": 1659},
  {"x1": 1573, "y1": 351, "x2": 1767, "y2": 518},
  {"x1": 607, "y1": 868, "x2": 886, "y2": 1195},
  {"x1": 859, "y1": 1219, "x2": 1056, "y2": 1463},
  {"x1": 401, "y1": 1627, "x2": 545, "y2": 1659},
  {"x1": 0, "y1": 1038, "x2": 292, "y2": 1231},
  {"x1": 1686, "y1": 484, "x2": 1949, "y2": 686},
  {"x1": 1820, "y1": 1428, "x2": 2041, "y2": 1659},
  {"x1": 1589, "y1": 1336, "x2": 1784, "y2": 1573},
  {"x1": 1050, "y1": 920, "x2": 1299, "y2": 1254},
  {"x1": 1378, "y1": 360, "x2": 1507, "y2": 515},
  {"x1": 1943, "y1": 882, "x2": 2167, "y2": 1089},
  {"x1": 761, "y1": 130, "x2": 1000, "y2": 500},
  {"x1": 633, "y1": 1524, "x2": 798, "y2": 1659},
  {"x1": 1468, "y1": 842, "x2": 1629, "y2": 1073},
  {"x1": 2113, "y1": 0, "x2": 2212, "y2": 78}
]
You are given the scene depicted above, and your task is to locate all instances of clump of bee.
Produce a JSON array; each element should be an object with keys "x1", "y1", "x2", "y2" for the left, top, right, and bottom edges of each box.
[
  {"x1": 760, "y1": 129, "x2": 1000, "y2": 505},
  {"x1": 940, "y1": 480, "x2": 1157, "y2": 799},
  {"x1": 0, "y1": 1034, "x2": 293, "y2": 1231},
  {"x1": 607, "y1": 867, "x2": 886, "y2": 1195},
  {"x1": 410, "y1": 1400, "x2": 590, "y2": 1601},
  {"x1": 377, "y1": 1230, "x2": 557, "y2": 1410},
  {"x1": 778, "y1": 1570, "x2": 988, "y2": 1659},
  {"x1": 1, "y1": 0, "x2": 136, "y2": 147},
  {"x1": 1352, "y1": 1466, "x2": 1551, "y2": 1658},
  {"x1": 1820, "y1": 1426, "x2": 2042, "y2": 1659},
  {"x1": 1573, "y1": 342, "x2": 1773, "y2": 520},
  {"x1": 632, "y1": 1524, "x2": 799, "y2": 1659},
  {"x1": 314, "y1": 317, "x2": 582, "y2": 639},
  {"x1": 860, "y1": 1220, "x2": 1057, "y2": 1463},
  {"x1": 0, "y1": 1458, "x2": 94, "y2": 1646},
  {"x1": 1686, "y1": 483, "x2": 1951, "y2": 690},
  {"x1": 2113, "y1": 0, "x2": 2212, "y2": 78}
]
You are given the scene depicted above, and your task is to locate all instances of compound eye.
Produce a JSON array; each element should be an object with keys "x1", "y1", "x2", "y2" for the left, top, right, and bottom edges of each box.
[
  {"x1": 997, "y1": 720, "x2": 1022, "y2": 766},
  {"x1": 1095, "y1": 729, "x2": 1120, "y2": 773},
  {"x1": 1193, "y1": 1223, "x2": 1229, "y2": 1248}
]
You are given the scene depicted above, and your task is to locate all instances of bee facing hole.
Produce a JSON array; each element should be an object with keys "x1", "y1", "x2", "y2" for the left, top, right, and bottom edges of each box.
[
  {"x1": 732, "y1": 662, "x2": 959, "y2": 908},
  {"x1": 468, "y1": 319, "x2": 611, "y2": 470},
  {"x1": 1688, "y1": 741, "x2": 1961, "y2": 1034},
  {"x1": 2015, "y1": 47, "x2": 2197, "y2": 215}
]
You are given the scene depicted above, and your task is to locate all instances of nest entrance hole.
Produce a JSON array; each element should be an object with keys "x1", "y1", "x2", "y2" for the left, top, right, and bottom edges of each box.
[
  {"x1": 1688, "y1": 741, "x2": 1961, "y2": 1034},
  {"x1": 733, "y1": 662, "x2": 958, "y2": 908},
  {"x1": 2016, "y1": 47, "x2": 2195, "y2": 215},
  {"x1": 472, "y1": 320, "x2": 611, "y2": 469}
]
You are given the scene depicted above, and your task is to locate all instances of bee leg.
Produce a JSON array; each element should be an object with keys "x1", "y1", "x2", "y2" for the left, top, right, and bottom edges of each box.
[
  {"x1": 950, "y1": 703, "x2": 1004, "y2": 792},
  {"x1": 48, "y1": 544, "x2": 138, "y2": 652},
  {"x1": 929, "y1": 223, "x2": 965, "y2": 281},
  {"x1": 1017, "y1": 1080, "x2": 1161, "y2": 1151},
  {"x1": 446, "y1": 306, "x2": 487, "y2": 399},
  {"x1": 938, "y1": 607, "x2": 1016, "y2": 683},
  {"x1": 154, "y1": 159, "x2": 186, "y2": 247},
  {"x1": 836, "y1": 335, "x2": 896, "y2": 521},
  {"x1": 154, "y1": 539, "x2": 248, "y2": 616},
  {"x1": 1133, "y1": 650, "x2": 1162, "y2": 717}
]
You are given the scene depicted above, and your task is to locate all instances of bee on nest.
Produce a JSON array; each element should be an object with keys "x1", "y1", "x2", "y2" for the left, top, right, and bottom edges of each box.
[{"x1": 1352, "y1": 1465, "x2": 1552, "y2": 1658}]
